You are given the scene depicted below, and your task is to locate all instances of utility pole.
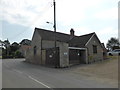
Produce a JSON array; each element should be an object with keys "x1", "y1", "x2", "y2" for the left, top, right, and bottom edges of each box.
[
  {"x1": 53, "y1": 0, "x2": 56, "y2": 48},
  {"x1": 46, "y1": 0, "x2": 57, "y2": 67},
  {"x1": 53, "y1": 0, "x2": 58, "y2": 67}
]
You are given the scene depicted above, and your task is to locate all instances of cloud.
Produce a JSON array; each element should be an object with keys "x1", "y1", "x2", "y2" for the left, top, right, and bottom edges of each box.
[
  {"x1": 96, "y1": 27, "x2": 118, "y2": 44},
  {"x1": 94, "y1": 7, "x2": 118, "y2": 20},
  {"x1": 1, "y1": 0, "x2": 52, "y2": 28},
  {"x1": 1, "y1": 0, "x2": 106, "y2": 28},
  {"x1": 1, "y1": 0, "x2": 118, "y2": 44},
  {"x1": 97, "y1": 27, "x2": 117, "y2": 36},
  {"x1": 56, "y1": 0, "x2": 104, "y2": 26},
  {"x1": 74, "y1": 27, "x2": 93, "y2": 36}
]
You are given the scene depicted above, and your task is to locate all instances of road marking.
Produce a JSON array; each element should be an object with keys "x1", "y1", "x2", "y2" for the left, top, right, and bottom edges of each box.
[
  {"x1": 28, "y1": 76, "x2": 52, "y2": 89},
  {"x1": 13, "y1": 70, "x2": 53, "y2": 89}
]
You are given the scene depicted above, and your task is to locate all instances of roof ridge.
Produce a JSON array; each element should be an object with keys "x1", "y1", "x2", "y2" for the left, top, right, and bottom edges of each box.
[
  {"x1": 35, "y1": 27, "x2": 95, "y2": 37},
  {"x1": 79, "y1": 32, "x2": 95, "y2": 37},
  {"x1": 35, "y1": 27, "x2": 70, "y2": 36}
]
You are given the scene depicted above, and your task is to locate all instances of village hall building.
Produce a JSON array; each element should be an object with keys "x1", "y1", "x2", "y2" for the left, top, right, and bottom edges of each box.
[{"x1": 26, "y1": 27, "x2": 106, "y2": 67}]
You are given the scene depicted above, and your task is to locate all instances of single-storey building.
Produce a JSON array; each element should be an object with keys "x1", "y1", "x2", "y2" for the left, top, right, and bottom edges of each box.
[{"x1": 26, "y1": 27, "x2": 106, "y2": 67}]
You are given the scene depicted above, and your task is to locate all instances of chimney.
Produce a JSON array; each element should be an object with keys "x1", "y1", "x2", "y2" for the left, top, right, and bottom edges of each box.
[{"x1": 70, "y1": 28, "x2": 75, "y2": 36}]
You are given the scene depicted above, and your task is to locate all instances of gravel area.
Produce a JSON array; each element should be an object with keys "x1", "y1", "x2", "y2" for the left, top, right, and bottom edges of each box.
[{"x1": 68, "y1": 56, "x2": 118, "y2": 87}]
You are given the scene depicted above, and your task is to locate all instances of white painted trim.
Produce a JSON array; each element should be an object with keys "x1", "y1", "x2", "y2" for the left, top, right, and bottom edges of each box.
[
  {"x1": 85, "y1": 33, "x2": 95, "y2": 46},
  {"x1": 69, "y1": 47, "x2": 86, "y2": 50}
]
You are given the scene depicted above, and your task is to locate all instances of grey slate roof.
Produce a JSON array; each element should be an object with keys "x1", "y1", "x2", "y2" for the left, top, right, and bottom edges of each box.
[
  {"x1": 69, "y1": 33, "x2": 95, "y2": 47},
  {"x1": 35, "y1": 27, "x2": 95, "y2": 48}
]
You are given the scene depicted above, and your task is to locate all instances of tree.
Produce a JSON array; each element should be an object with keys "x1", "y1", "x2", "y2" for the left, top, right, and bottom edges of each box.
[
  {"x1": 106, "y1": 37, "x2": 120, "y2": 51},
  {"x1": 0, "y1": 40, "x2": 3, "y2": 47},
  {"x1": 3, "y1": 39, "x2": 10, "y2": 48},
  {"x1": 2, "y1": 39, "x2": 25, "y2": 58},
  {"x1": 14, "y1": 50, "x2": 23, "y2": 58},
  {"x1": 9, "y1": 42, "x2": 20, "y2": 57},
  {"x1": 10, "y1": 42, "x2": 20, "y2": 52},
  {"x1": 0, "y1": 40, "x2": 3, "y2": 57},
  {"x1": 3, "y1": 39, "x2": 10, "y2": 57}
]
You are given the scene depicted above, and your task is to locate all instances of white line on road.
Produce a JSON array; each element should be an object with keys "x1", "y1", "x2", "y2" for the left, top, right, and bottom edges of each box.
[
  {"x1": 28, "y1": 76, "x2": 52, "y2": 89},
  {"x1": 13, "y1": 69, "x2": 54, "y2": 89}
]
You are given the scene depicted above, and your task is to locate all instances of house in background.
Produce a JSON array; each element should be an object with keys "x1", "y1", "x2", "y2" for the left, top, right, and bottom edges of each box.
[
  {"x1": 19, "y1": 39, "x2": 32, "y2": 57},
  {"x1": 26, "y1": 27, "x2": 106, "y2": 67},
  {"x1": 19, "y1": 45, "x2": 31, "y2": 57}
]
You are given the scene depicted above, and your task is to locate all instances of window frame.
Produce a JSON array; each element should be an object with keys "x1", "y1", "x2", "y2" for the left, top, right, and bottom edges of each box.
[
  {"x1": 93, "y1": 45, "x2": 97, "y2": 54},
  {"x1": 34, "y1": 46, "x2": 37, "y2": 55}
]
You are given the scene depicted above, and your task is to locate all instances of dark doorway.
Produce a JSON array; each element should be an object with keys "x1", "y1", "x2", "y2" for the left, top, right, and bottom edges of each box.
[{"x1": 69, "y1": 49, "x2": 86, "y2": 65}]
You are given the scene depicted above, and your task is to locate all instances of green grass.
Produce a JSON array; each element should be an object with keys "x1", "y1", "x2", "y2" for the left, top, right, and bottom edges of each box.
[
  {"x1": 107, "y1": 56, "x2": 118, "y2": 60},
  {"x1": 0, "y1": 56, "x2": 2, "y2": 59}
]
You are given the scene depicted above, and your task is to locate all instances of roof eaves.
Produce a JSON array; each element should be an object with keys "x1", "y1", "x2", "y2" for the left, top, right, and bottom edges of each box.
[{"x1": 85, "y1": 32, "x2": 95, "y2": 46}]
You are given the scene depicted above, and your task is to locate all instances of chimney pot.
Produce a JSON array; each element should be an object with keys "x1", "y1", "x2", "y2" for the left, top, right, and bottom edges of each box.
[{"x1": 70, "y1": 28, "x2": 75, "y2": 36}]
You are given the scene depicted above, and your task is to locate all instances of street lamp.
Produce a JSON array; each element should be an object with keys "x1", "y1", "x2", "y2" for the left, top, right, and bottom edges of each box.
[
  {"x1": 46, "y1": 21, "x2": 53, "y2": 24},
  {"x1": 46, "y1": 22, "x2": 54, "y2": 28}
]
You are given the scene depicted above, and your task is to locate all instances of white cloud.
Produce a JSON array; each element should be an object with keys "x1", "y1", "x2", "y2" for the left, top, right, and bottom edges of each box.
[
  {"x1": 94, "y1": 7, "x2": 118, "y2": 20},
  {"x1": 1, "y1": 0, "x2": 106, "y2": 28},
  {"x1": 56, "y1": 0, "x2": 104, "y2": 26},
  {"x1": 1, "y1": 0, "x2": 118, "y2": 44},
  {"x1": 96, "y1": 27, "x2": 118, "y2": 44},
  {"x1": 97, "y1": 27, "x2": 117, "y2": 36},
  {"x1": 74, "y1": 27, "x2": 93, "y2": 36},
  {"x1": 1, "y1": 0, "x2": 52, "y2": 28}
]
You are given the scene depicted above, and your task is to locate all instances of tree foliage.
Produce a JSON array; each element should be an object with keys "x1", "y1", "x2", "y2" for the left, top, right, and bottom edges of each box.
[
  {"x1": 3, "y1": 39, "x2": 10, "y2": 49},
  {"x1": 1, "y1": 39, "x2": 31, "y2": 58},
  {"x1": 10, "y1": 42, "x2": 20, "y2": 52},
  {"x1": 106, "y1": 37, "x2": 120, "y2": 51},
  {"x1": 2, "y1": 39, "x2": 26, "y2": 58}
]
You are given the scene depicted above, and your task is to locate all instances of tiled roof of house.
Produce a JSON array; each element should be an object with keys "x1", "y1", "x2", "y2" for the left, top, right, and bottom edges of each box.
[
  {"x1": 36, "y1": 28, "x2": 70, "y2": 42},
  {"x1": 35, "y1": 27, "x2": 95, "y2": 48},
  {"x1": 69, "y1": 33, "x2": 95, "y2": 47}
]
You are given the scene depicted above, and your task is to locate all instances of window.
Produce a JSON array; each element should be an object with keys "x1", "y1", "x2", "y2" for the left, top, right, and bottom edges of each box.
[
  {"x1": 93, "y1": 45, "x2": 97, "y2": 54},
  {"x1": 34, "y1": 46, "x2": 37, "y2": 55}
]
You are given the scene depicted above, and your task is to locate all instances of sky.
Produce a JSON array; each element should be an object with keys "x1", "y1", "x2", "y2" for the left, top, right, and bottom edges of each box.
[{"x1": 0, "y1": 0, "x2": 119, "y2": 46}]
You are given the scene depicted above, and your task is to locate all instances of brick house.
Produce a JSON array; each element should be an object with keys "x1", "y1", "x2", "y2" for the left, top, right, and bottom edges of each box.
[{"x1": 26, "y1": 27, "x2": 106, "y2": 67}]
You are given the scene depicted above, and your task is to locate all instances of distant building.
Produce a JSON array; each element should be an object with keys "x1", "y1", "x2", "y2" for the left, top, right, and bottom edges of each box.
[
  {"x1": 19, "y1": 45, "x2": 31, "y2": 57},
  {"x1": 26, "y1": 27, "x2": 105, "y2": 67}
]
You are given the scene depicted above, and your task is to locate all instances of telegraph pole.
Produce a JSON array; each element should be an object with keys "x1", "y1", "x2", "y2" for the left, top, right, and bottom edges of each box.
[
  {"x1": 53, "y1": 0, "x2": 58, "y2": 67},
  {"x1": 53, "y1": 0, "x2": 56, "y2": 48}
]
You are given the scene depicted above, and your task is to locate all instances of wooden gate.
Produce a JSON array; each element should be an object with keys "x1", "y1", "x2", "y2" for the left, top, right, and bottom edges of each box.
[
  {"x1": 46, "y1": 47, "x2": 59, "y2": 67},
  {"x1": 69, "y1": 48, "x2": 86, "y2": 65},
  {"x1": 69, "y1": 49, "x2": 80, "y2": 65}
]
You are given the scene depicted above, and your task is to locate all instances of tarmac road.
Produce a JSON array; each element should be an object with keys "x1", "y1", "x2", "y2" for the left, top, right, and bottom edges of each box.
[{"x1": 2, "y1": 59, "x2": 117, "y2": 88}]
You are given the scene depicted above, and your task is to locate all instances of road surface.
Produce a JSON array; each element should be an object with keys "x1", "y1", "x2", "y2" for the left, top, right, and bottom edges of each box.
[{"x1": 2, "y1": 59, "x2": 117, "y2": 88}]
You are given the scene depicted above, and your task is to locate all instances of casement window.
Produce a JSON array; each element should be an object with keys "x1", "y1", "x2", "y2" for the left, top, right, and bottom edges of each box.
[
  {"x1": 93, "y1": 45, "x2": 97, "y2": 54},
  {"x1": 34, "y1": 46, "x2": 37, "y2": 55}
]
